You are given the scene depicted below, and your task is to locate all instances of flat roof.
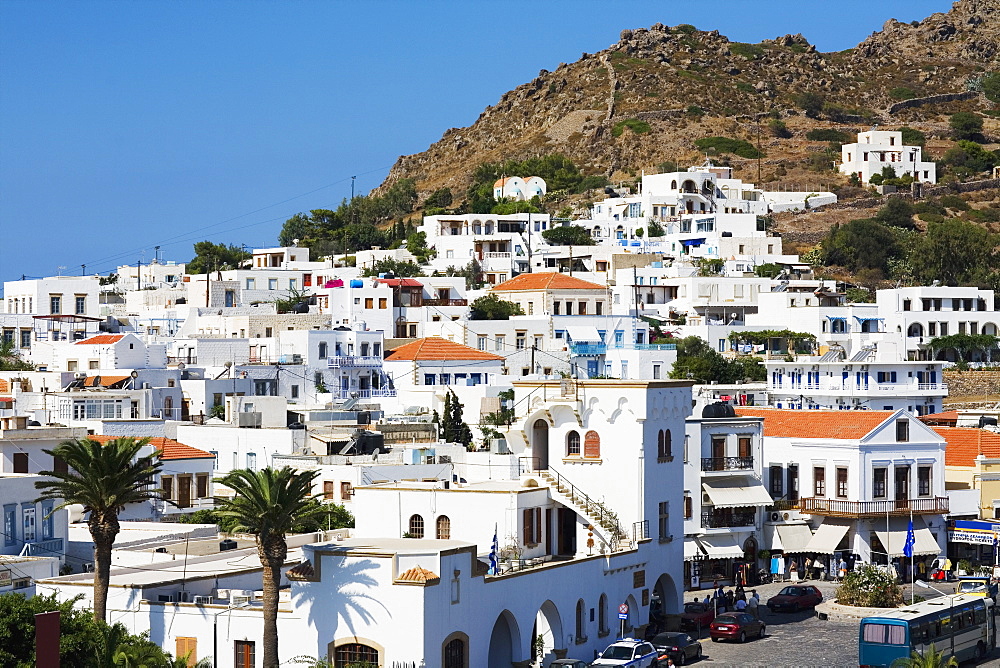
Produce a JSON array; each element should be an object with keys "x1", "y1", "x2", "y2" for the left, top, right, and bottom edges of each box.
[
  {"x1": 310, "y1": 536, "x2": 474, "y2": 556},
  {"x1": 357, "y1": 480, "x2": 533, "y2": 493}
]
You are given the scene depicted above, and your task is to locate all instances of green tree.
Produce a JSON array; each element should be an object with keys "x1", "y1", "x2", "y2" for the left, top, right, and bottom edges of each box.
[
  {"x1": 753, "y1": 262, "x2": 783, "y2": 278},
  {"x1": 35, "y1": 437, "x2": 163, "y2": 622},
  {"x1": 950, "y1": 111, "x2": 984, "y2": 140},
  {"x1": 440, "y1": 390, "x2": 473, "y2": 447},
  {"x1": 942, "y1": 140, "x2": 998, "y2": 175},
  {"x1": 0, "y1": 339, "x2": 34, "y2": 371},
  {"x1": 361, "y1": 258, "x2": 424, "y2": 278},
  {"x1": 898, "y1": 126, "x2": 926, "y2": 146},
  {"x1": 469, "y1": 294, "x2": 524, "y2": 320},
  {"x1": 186, "y1": 241, "x2": 250, "y2": 274},
  {"x1": 541, "y1": 225, "x2": 594, "y2": 246},
  {"x1": 768, "y1": 119, "x2": 792, "y2": 138},
  {"x1": 875, "y1": 197, "x2": 916, "y2": 229},
  {"x1": 929, "y1": 333, "x2": 999, "y2": 362},
  {"x1": 443, "y1": 259, "x2": 484, "y2": 290},
  {"x1": 981, "y1": 72, "x2": 1000, "y2": 103},
  {"x1": 215, "y1": 467, "x2": 326, "y2": 668},
  {"x1": 794, "y1": 91, "x2": 825, "y2": 118},
  {"x1": 890, "y1": 644, "x2": 957, "y2": 668},
  {"x1": 423, "y1": 187, "x2": 453, "y2": 209},
  {"x1": 406, "y1": 231, "x2": 434, "y2": 263},
  {"x1": 909, "y1": 219, "x2": 997, "y2": 286},
  {"x1": 835, "y1": 564, "x2": 903, "y2": 608},
  {"x1": 491, "y1": 200, "x2": 542, "y2": 215},
  {"x1": 646, "y1": 220, "x2": 665, "y2": 237},
  {"x1": 0, "y1": 593, "x2": 102, "y2": 667},
  {"x1": 822, "y1": 220, "x2": 901, "y2": 273}
]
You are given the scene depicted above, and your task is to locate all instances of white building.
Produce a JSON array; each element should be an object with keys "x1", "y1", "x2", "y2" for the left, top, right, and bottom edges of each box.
[
  {"x1": 876, "y1": 286, "x2": 998, "y2": 361},
  {"x1": 741, "y1": 408, "x2": 947, "y2": 572},
  {"x1": 493, "y1": 175, "x2": 546, "y2": 201},
  {"x1": 839, "y1": 130, "x2": 936, "y2": 184}
]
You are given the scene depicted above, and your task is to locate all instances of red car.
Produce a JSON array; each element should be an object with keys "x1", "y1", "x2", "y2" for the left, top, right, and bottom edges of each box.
[
  {"x1": 766, "y1": 585, "x2": 823, "y2": 613},
  {"x1": 709, "y1": 612, "x2": 766, "y2": 643},
  {"x1": 680, "y1": 601, "x2": 715, "y2": 631}
]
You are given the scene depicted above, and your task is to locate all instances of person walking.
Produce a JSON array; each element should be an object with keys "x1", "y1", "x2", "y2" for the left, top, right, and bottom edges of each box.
[
  {"x1": 748, "y1": 591, "x2": 760, "y2": 619},
  {"x1": 804, "y1": 557, "x2": 813, "y2": 580}
]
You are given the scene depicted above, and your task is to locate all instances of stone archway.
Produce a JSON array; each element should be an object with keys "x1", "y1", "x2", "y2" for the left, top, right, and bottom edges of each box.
[
  {"x1": 531, "y1": 600, "x2": 565, "y2": 665},
  {"x1": 488, "y1": 610, "x2": 522, "y2": 668},
  {"x1": 531, "y1": 419, "x2": 549, "y2": 471},
  {"x1": 653, "y1": 572, "x2": 680, "y2": 617}
]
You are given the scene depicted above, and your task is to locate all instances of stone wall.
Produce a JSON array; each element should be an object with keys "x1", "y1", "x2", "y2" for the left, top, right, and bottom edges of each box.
[
  {"x1": 887, "y1": 90, "x2": 981, "y2": 115},
  {"x1": 943, "y1": 369, "x2": 1000, "y2": 399}
]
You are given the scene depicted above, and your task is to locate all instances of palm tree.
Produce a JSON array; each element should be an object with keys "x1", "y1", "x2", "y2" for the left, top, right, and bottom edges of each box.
[
  {"x1": 215, "y1": 467, "x2": 324, "y2": 668},
  {"x1": 891, "y1": 644, "x2": 958, "y2": 668},
  {"x1": 35, "y1": 437, "x2": 163, "y2": 622}
]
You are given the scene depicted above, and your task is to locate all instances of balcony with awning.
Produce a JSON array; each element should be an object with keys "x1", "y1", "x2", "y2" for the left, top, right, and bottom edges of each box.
[{"x1": 798, "y1": 496, "x2": 948, "y2": 518}]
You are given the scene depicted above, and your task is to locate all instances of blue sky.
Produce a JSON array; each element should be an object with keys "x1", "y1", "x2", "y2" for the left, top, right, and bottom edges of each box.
[{"x1": 0, "y1": 0, "x2": 951, "y2": 284}]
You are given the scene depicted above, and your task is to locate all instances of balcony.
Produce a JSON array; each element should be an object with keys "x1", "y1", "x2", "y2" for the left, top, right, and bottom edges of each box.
[
  {"x1": 327, "y1": 355, "x2": 383, "y2": 368},
  {"x1": 701, "y1": 508, "x2": 757, "y2": 529},
  {"x1": 19, "y1": 537, "x2": 64, "y2": 558},
  {"x1": 167, "y1": 356, "x2": 197, "y2": 365},
  {"x1": 328, "y1": 387, "x2": 397, "y2": 400},
  {"x1": 569, "y1": 343, "x2": 607, "y2": 356},
  {"x1": 798, "y1": 496, "x2": 948, "y2": 518},
  {"x1": 422, "y1": 298, "x2": 468, "y2": 307},
  {"x1": 701, "y1": 456, "x2": 754, "y2": 472}
]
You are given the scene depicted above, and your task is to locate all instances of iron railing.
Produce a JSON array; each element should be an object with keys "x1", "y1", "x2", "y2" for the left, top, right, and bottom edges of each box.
[
  {"x1": 701, "y1": 509, "x2": 757, "y2": 529},
  {"x1": 799, "y1": 496, "x2": 949, "y2": 518},
  {"x1": 701, "y1": 456, "x2": 754, "y2": 472}
]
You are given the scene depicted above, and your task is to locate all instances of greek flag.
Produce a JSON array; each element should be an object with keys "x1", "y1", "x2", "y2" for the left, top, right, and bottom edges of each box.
[
  {"x1": 903, "y1": 519, "x2": 915, "y2": 559},
  {"x1": 488, "y1": 525, "x2": 499, "y2": 575}
]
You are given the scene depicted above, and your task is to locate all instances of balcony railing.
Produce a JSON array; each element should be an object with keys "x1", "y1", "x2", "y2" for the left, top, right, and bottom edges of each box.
[
  {"x1": 327, "y1": 355, "x2": 383, "y2": 368},
  {"x1": 422, "y1": 299, "x2": 468, "y2": 307},
  {"x1": 167, "y1": 356, "x2": 197, "y2": 365},
  {"x1": 701, "y1": 509, "x2": 757, "y2": 529},
  {"x1": 798, "y1": 496, "x2": 948, "y2": 518},
  {"x1": 701, "y1": 456, "x2": 754, "y2": 472},
  {"x1": 570, "y1": 343, "x2": 607, "y2": 356},
  {"x1": 329, "y1": 387, "x2": 397, "y2": 399},
  {"x1": 19, "y1": 537, "x2": 64, "y2": 558}
]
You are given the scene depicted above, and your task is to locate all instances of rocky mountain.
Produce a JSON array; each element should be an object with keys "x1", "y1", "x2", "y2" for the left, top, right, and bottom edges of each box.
[{"x1": 374, "y1": 0, "x2": 999, "y2": 204}]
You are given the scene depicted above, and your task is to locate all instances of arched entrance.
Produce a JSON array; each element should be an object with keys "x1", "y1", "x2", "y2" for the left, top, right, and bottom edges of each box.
[
  {"x1": 531, "y1": 600, "x2": 564, "y2": 665},
  {"x1": 531, "y1": 419, "x2": 549, "y2": 471},
  {"x1": 652, "y1": 573, "x2": 680, "y2": 617},
  {"x1": 488, "y1": 610, "x2": 522, "y2": 668}
]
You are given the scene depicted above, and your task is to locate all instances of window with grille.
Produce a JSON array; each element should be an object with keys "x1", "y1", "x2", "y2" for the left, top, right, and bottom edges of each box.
[
  {"x1": 566, "y1": 431, "x2": 580, "y2": 456},
  {"x1": 234, "y1": 641, "x2": 255, "y2": 668},
  {"x1": 334, "y1": 643, "x2": 378, "y2": 667},
  {"x1": 323, "y1": 481, "x2": 335, "y2": 500},
  {"x1": 444, "y1": 638, "x2": 465, "y2": 668},
  {"x1": 813, "y1": 467, "x2": 826, "y2": 496},
  {"x1": 408, "y1": 514, "x2": 424, "y2": 538},
  {"x1": 658, "y1": 501, "x2": 669, "y2": 540},
  {"x1": 769, "y1": 466, "x2": 783, "y2": 496},
  {"x1": 436, "y1": 515, "x2": 451, "y2": 540}
]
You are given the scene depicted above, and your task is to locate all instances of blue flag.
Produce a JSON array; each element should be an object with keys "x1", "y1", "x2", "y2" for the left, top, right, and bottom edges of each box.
[
  {"x1": 488, "y1": 525, "x2": 499, "y2": 575},
  {"x1": 903, "y1": 519, "x2": 915, "y2": 559}
]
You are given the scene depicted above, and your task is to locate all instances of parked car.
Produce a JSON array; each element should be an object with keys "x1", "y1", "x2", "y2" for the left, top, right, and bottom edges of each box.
[
  {"x1": 679, "y1": 601, "x2": 715, "y2": 631},
  {"x1": 591, "y1": 639, "x2": 658, "y2": 667},
  {"x1": 708, "y1": 612, "x2": 766, "y2": 643},
  {"x1": 649, "y1": 631, "x2": 703, "y2": 665},
  {"x1": 549, "y1": 660, "x2": 588, "y2": 668},
  {"x1": 766, "y1": 584, "x2": 823, "y2": 612}
]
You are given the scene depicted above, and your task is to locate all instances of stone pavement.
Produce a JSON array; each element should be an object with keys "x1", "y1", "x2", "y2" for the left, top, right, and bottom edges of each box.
[{"x1": 678, "y1": 577, "x2": 1000, "y2": 667}]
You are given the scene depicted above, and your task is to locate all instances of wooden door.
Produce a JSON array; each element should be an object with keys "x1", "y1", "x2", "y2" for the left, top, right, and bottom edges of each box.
[{"x1": 177, "y1": 476, "x2": 191, "y2": 508}]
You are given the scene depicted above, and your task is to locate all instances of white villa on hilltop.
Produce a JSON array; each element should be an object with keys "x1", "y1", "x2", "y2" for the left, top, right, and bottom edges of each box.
[{"x1": 839, "y1": 130, "x2": 937, "y2": 185}]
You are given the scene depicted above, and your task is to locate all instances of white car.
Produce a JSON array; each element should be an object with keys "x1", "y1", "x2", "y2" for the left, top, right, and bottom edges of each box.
[{"x1": 591, "y1": 639, "x2": 658, "y2": 667}]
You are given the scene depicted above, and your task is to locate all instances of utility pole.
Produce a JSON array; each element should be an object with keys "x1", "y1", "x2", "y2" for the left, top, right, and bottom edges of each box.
[
  {"x1": 136, "y1": 259, "x2": 142, "y2": 290},
  {"x1": 351, "y1": 176, "x2": 356, "y2": 200},
  {"x1": 81, "y1": 264, "x2": 86, "y2": 276}
]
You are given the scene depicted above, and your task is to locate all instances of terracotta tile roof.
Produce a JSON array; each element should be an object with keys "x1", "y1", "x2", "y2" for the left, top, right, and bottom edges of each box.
[
  {"x1": 75, "y1": 334, "x2": 125, "y2": 345},
  {"x1": 90, "y1": 435, "x2": 215, "y2": 460},
  {"x1": 933, "y1": 426, "x2": 1000, "y2": 467},
  {"x1": 377, "y1": 278, "x2": 423, "y2": 288},
  {"x1": 0, "y1": 379, "x2": 8, "y2": 393},
  {"x1": 396, "y1": 566, "x2": 440, "y2": 585},
  {"x1": 919, "y1": 410, "x2": 959, "y2": 426},
  {"x1": 734, "y1": 408, "x2": 896, "y2": 440},
  {"x1": 83, "y1": 375, "x2": 131, "y2": 388},
  {"x1": 385, "y1": 337, "x2": 504, "y2": 362},
  {"x1": 491, "y1": 272, "x2": 606, "y2": 292},
  {"x1": 286, "y1": 560, "x2": 316, "y2": 581}
]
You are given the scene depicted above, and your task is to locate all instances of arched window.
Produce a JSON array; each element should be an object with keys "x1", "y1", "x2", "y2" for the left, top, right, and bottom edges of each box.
[
  {"x1": 334, "y1": 643, "x2": 379, "y2": 667},
  {"x1": 908, "y1": 323, "x2": 924, "y2": 338},
  {"x1": 599, "y1": 593, "x2": 609, "y2": 635},
  {"x1": 576, "y1": 598, "x2": 587, "y2": 640},
  {"x1": 566, "y1": 431, "x2": 581, "y2": 456},
  {"x1": 670, "y1": 180, "x2": 677, "y2": 190},
  {"x1": 444, "y1": 637, "x2": 465, "y2": 668},
  {"x1": 318, "y1": 342, "x2": 328, "y2": 359},
  {"x1": 658, "y1": 430, "x2": 672, "y2": 459},
  {"x1": 436, "y1": 515, "x2": 451, "y2": 540},
  {"x1": 408, "y1": 514, "x2": 424, "y2": 538}
]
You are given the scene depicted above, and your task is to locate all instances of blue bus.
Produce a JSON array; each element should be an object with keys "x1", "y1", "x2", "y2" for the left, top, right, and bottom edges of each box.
[{"x1": 859, "y1": 594, "x2": 995, "y2": 667}]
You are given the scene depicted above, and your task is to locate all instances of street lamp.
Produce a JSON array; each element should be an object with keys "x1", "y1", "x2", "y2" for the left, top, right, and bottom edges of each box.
[{"x1": 915, "y1": 580, "x2": 955, "y2": 657}]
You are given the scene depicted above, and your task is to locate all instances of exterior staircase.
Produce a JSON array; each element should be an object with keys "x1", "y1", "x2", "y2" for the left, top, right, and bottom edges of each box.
[{"x1": 535, "y1": 468, "x2": 628, "y2": 551}]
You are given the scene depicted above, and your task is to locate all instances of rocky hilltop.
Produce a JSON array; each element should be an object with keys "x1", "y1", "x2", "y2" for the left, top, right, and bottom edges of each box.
[{"x1": 375, "y1": 0, "x2": 999, "y2": 203}]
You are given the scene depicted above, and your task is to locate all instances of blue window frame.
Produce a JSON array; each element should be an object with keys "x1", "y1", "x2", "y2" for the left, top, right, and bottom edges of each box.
[
  {"x1": 3, "y1": 505, "x2": 16, "y2": 546},
  {"x1": 41, "y1": 500, "x2": 54, "y2": 540},
  {"x1": 424, "y1": 374, "x2": 436, "y2": 385}
]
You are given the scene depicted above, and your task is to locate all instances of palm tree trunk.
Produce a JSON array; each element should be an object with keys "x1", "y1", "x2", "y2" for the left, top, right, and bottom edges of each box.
[
  {"x1": 260, "y1": 547, "x2": 284, "y2": 668},
  {"x1": 90, "y1": 513, "x2": 118, "y2": 623}
]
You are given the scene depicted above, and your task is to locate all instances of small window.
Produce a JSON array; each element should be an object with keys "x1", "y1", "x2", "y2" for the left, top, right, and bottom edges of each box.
[
  {"x1": 874, "y1": 468, "x2": 887, "y2": 498},
  {"x1": 235, "y1": 640, "x2": 256, "y2": 668},
  {"x1": 566, "y1": 431, "x2": 581, "y2": 456},
  {"x1": 769, "y1": 465, "x2": 784, "y2": 496},
  {"x1": 408, "y1": 514, "x2": 424, "y2": 538},
  {"x1": 341, "y1": 482, "x2": 353, "y2": 500},
  {"x1": 436, "y1": 515, "x2": 451, "y2": 539},
  {"x1": 918, "y1": 466, "x2": 931, "y2": 496},
  {"x1": 12, "y1": 452, "x2": 28, "y2": 473},
  {"x1": 323, "y1": 481, "x2": 334, "y2": 500},
  {"x1": 334, "y1": 644, "x2": 379, "y2": 667},
  {"x1": 896, "y1": 419, "x2": 909, "y2": 442},
  {"x1": 813, "y1": 466, "x2": 826, "y2": 496},
  {"x1": 836, "y1": 467, "x2": 848, "y2": 498}
]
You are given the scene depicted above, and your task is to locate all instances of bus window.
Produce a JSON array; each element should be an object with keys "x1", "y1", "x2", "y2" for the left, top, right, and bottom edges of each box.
[
  {"x1": 887, "y1": 625, "x2": 906, "y2": 644},
  {"x1": 863, "y1": 624, "x2": 887, "y2": 643},
  {"x1": 912, "y1": 622, "x2": 929, "y2": 643},
  {"x1": 976, "y1": 606, "x2": 987, "y2": 625}
]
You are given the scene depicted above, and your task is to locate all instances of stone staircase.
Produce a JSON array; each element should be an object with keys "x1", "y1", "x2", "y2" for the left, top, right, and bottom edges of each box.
[{"x1": 536, "y1": 468, "x2": 628, "y2": 550}]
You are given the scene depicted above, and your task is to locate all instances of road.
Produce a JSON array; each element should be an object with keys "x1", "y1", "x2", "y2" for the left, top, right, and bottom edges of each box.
[{"x1": 676, "y1": 578, "x2": 1000, "y2": 667}]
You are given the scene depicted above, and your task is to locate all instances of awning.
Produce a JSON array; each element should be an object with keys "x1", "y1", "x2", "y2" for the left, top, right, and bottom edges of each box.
[
  {"x1": 680, "y1": 238, "x2": 706, "y2": 247},
  {"x1": 684, "y1": 539, "x2": 704, "y2": 561},
  {"x1": 566, "y1": 325, "x2": 602, "y2": 343},
  {"x1": 697, "y1": 534, "x2": 746, "y2": 560},
  {"x1": 803, "y1": 521, "x2": 851, "y2": 555},
  {"x1": 702, "y1": 477, "x2": 774, "y2": 508},
  {"x1": 874, "y1": 520, "x2": 940, "y2": 557},
  {"x1": 854, "y1": 316, "x2": 884, "y2": 322},
  {"x1": 775, "y1": 524, "x2": 814, "y2": 554},
  {"x1": 826, "y1": 316, "x2": 847, "y2": 321}
]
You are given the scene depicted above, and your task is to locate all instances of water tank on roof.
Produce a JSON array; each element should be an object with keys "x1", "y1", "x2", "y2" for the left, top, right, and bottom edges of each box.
[
  {"x1": 292, "y1": 301, "x2": 310, "y2": 314},
  {"x1": 701, "y1": 402, "x2": 737, "y2": 419},
  {"x1": 350, "y1": 279, "x2": 364, "y2": 288}
]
